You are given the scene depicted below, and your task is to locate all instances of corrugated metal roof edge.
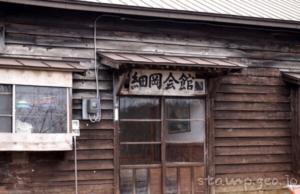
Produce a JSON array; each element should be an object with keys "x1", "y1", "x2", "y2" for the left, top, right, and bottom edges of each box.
[
  {"x1": 0, "y1": 56, "x2": 87, "y2": 72},
  {"x1": 1, "y1": 0, "x2": 300, "y2": 30}
]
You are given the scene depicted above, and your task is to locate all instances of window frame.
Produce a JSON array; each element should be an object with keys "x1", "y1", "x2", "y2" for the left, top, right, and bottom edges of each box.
[
  {"x1": 119, "y1": 95, "x2": 206, "y2": 167},
  {"x1": 0, "y1": 85, "x2": 13, "y2": 132},
  {"x1": 0, "y1": 84, "x2": 72, "y2": 134},
  {"x1": 119, "y1": 96, "x2": 162, "y2": 166}
]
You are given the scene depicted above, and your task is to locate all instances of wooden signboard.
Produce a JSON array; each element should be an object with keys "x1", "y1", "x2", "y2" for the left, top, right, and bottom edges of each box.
[{"x1": 129, "y1": 69, "x2": 205, "y2": 96}]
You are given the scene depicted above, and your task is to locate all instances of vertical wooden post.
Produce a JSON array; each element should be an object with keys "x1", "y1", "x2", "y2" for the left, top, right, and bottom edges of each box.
[
  {"x1": 191, "y1": 167, "x2": 195, "y2": 194},
  {"x1": 161, "y1": 97, "x2": 166, "y2": 194},
  {"x1": 205, "y1": 77, "x2": 221, "y2": 194},
  {"x1": 297, "y1": 86, "x2": 300, "y2": 174},
  {"x1": 113, "y1": 72, "x2": 120, "y2": 194}
]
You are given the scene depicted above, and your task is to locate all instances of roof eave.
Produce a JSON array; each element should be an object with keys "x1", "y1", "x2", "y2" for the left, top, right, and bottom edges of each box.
[{"x1": 1, "y1": 0, "x2": 300, "y2": 30}]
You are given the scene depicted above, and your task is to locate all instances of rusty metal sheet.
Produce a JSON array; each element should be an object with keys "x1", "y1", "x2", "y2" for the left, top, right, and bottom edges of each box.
[
  {"x1": 45, "y1": 61, "x2": 73, "y2": 69},
  {"x1": 183, "y1": 57, "x2": 215, "y2": 65},
  {"x1": 100, "y1": 52, "x2": 246, "y2": 69},
  {"x1": 205, "y1": 59, "x2": 241, "y2": 67},
  {"x1": 142, "y1": 55, "x2": 174, "y2": 63},
  {"x1": 162, "y1": 56, "x2": 194, "y2": 64},
  {"x1": 0, "y1": 57, "x2": 86, "y2": 72},
  {"x1": 119, "y1": 53, "x2": 153, "y2": 62},
  {"x1": 18, "y1": 59, "x2": 49, "y2": 68},
  {"x1": 0, "y1": 58, "x2": 22, "y2": 66},
  {"x1": 101, "y1": 53, "x2": 128, "y2": 61}
]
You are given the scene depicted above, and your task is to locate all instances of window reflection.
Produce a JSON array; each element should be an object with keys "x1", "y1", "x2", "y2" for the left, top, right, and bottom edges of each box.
[
  {"x1": 120, "y1": 97, "x2": 160, "y2": 119},
  {"x1": 0, "y1": 85, "x2": 12, "y2": 133},
  {"x1": 119, "y1": 97, "x2": 205, "y2": 165},
  {"x1": 15, "y1": 86, "x2": 67, "y2": 133},
  {"x1": 165, "y1": 98, "x2": 205, "y2": 120},
  {"x1": 0, "y1": 117, "x2": 12, "y2": 133},
  {"x1": 165, "y1": 98, "x2": 205, "y2": 143},
  {"x1": 0, "y1": 95, "x2": 12, "y2": 115},
  {"x1": 120, "y1": 121, "x2": 161, "y2": 142}
]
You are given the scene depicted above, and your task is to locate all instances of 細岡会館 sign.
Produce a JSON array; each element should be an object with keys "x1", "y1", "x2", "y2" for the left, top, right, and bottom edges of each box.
[{"x1": 129, "y1": 69, "x2": 205, "y2": 96}]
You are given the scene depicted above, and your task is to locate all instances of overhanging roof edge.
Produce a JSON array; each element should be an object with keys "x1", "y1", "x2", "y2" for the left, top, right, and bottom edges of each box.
[
  {"x1": 99, "y1": 52, "x2": 247, "y2": 69},
  {"x1": 1, "y1": 0, "x2": 300, "y2": 30},
  {"x1": 0, "y1": 57, "x2": 87, "y2": 72}
]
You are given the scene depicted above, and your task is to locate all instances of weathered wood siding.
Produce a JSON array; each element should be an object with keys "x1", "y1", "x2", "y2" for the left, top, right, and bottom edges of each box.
[
  {"x1": 214, "y1": 68, "x2": 291, "y2": 194},
  {"x1": 0, "y1": 4, "x2": 115, "y2": 194},
  {"x1": 0, "y1": 2, "x2": 300, "y2": 194}
]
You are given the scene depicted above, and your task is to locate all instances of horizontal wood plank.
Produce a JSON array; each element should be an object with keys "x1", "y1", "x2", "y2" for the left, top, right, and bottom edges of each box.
[
  {"x1": 65, "y1": 150, "x2": 114, "y2": 161},
  {"x1": 218, "y1": 85, "x2": 289, "y2": 95},
  {"x1": 216, "y1": 128, "x2": 291, "y2": 138},
  {"x1": 215, "y1": 137, "x2": 291, "y2": 147},
  {"x1": 216, "y1": 146, "x2": 291, "y2": 156},
  {"x1": 215, "y1": 111, "x2": 291, "y2": 120},
  {"x1": 215, "y1": 120, "x2": 290, "y2": 129},
  {"x1": 215, "y1": 155, "x2": 291, "y2": 165},
  {"x1": 76, "y1": 139, "x2": 113, "y2": 150},
  {"x1": 216, "y1": 163, "x2": 291, "y2": 174},
  {"x1": 215, "y1": 93, "x2": 289, "y2": 103},
  {"x1": 215, "y1": 102, "x2": 290, "y2": 111},
  {"x1": 220, "y1": 76, "x2": 285, "y2": 86}
]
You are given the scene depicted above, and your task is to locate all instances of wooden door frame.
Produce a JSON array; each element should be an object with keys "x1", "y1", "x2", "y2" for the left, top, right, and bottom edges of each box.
[
  {"x1": 113, "y1": 71, "x2": 218, "y2": 194},
  {"x1": 206, "y1": 77, "x2": 222, "y2": 194}
]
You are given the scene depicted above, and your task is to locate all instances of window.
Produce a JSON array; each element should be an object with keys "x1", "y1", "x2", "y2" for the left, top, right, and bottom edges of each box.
[
  {"x1": 165, "y1": 98, "x2": 205, "y2": 162},
  {"x1": 0, "y1": 63, "x2": 78, "y2": 151},
  {"x1": 0, "y1": 85, "x2": 12, "y2": 132},
  {"x1": 119, "y1": 97, "x2": 205, "y2": 194},
  {"x1": 0, "y1": 84, "x2": 70, "y2": 134},
  {"x1": 119, "y1": 97, "x2": 205, "y2": 165},
  {"x1": 120, "y1": 97, "x2": 161, "y2": 165}
]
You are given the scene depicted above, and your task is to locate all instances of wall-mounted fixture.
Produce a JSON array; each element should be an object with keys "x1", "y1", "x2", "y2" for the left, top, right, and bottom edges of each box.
[
  {"x1": 82, "y1": 98, "x2": 101, "y2": 122},
  {"x1": 72, "y1": 120, "x2": 80, "y2": 136}
]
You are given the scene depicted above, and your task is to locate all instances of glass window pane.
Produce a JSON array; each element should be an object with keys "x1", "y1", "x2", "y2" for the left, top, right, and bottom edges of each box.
[
  {"x1": 136, "y1": 169, "x2": 148, "y2": 194},
  {"x1": 166, "y1": 121, "x2": 205, "y2": 143},
  {"x1": 0, "y1": 95, "x2": 12, "y2": 114},
  {"x1": 15, "y1": 86, "x2": 68, "y2": 133},
  {"x1": 0, "y1": 85, "x2": 12, "y2": 93},
  {"x1": 167, "y1": 120, "x2": 190, "y2": 134},
  {"x1": 120, "y1": 121, "x2": 161, "y2": 142},
  {"x1": 120, "y1": 144, "x2": 161, "y2": 165},
  {"x1": 0, "y1": 117, "x2": 12, "y2": 133},
  {"x1": 120, "y1": 169, "x2": 133, "y2": 194},
  {"x1": 166, "y1": 168, "x2": 178, "y2": 194},
  {"x1": 165, "y1": 98, "x2": 205, "y2": 143},
  {"x1": 165, "y1": 98, "x2": 205, "y2": 120},
  {"x1": 166, "y1": 143, "x2": 204, "y2": 162},
  {"x1": 120, "y1": 97, "x2": 160, "y2": 119}
]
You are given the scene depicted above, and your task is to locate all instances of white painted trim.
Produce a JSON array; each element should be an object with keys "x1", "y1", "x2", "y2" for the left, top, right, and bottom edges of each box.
[
  {"x1": 0, "y1": 133, "x2": 73, "y2": 151},
  {"x1": 12, "y1": 85, "x2": 15, "y2": 133},
  {"x1": 67, "y1": 88, "x2": 70, "y2": 133},
  {"x1": 0, "y1": 69, "x2": 72, "y2": 87}
]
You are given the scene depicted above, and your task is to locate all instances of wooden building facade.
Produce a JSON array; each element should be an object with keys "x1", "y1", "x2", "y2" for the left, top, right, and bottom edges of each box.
[{"x1": 0, "y1": 1, "x2": 300, "y2": 194}]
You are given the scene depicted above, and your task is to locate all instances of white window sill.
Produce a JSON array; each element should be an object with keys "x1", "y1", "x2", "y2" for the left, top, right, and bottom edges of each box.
[{"x1": 0, "y1": 133, "x2": 73, "y2": 151}]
